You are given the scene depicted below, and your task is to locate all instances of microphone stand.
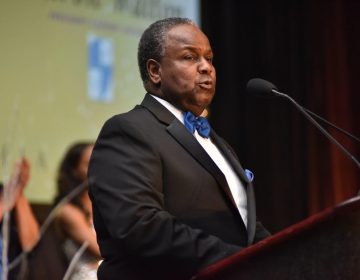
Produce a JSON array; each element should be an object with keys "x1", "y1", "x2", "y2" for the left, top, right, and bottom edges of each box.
[
  {"x1": 303, "y1": 108, "x2": 360, "y2": 144},
  {"x1": 272, "y1": 89, "x2": 360, "y2": 170}
]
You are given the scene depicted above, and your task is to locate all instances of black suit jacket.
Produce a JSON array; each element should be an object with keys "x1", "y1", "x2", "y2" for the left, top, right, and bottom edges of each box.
[{"x1": 89, "y1": 94, "x2": 269, "y2": 280}]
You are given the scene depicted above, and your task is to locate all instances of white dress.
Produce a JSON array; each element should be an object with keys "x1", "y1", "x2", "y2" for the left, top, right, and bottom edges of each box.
[{"x1": 63, "y1": 238, "x2": 99, "y2": 280}]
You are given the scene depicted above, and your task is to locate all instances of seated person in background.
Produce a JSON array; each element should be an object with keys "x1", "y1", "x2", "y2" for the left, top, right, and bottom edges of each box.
[
  {"x1": 0, "y1": 158, "x2": 40, "y2": 279},
  {"x1": 53, "y1": 142, "x2": 101, "y2": 280}
]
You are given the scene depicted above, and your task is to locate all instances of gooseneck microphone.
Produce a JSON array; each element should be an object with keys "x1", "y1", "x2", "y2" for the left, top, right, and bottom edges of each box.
[{"x1": 246, "y1": 78, "x2": 360, "y2": 170}]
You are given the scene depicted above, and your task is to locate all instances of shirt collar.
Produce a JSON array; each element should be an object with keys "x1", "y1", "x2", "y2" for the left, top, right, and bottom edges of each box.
[{"x1": 150, "y1": 94, "x2": 184, "y2": 124}]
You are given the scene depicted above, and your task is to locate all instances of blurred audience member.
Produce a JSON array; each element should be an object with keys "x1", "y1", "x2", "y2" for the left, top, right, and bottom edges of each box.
[
  {"x1": 54, "y1": 142, "x2": 101, "y2": 280},
  {"x1": 0, "y1": 158, "x2": 40, "y2": 279}
]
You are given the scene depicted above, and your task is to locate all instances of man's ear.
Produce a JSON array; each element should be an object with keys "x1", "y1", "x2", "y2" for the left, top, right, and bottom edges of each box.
[{"x1": 147, "y1": 59, "x2": 161, "y2": 86}]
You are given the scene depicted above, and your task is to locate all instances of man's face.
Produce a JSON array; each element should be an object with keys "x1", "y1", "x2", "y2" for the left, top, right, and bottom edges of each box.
[{"x1": 157, "y1": 24, "x2": 216, "y2": 116}]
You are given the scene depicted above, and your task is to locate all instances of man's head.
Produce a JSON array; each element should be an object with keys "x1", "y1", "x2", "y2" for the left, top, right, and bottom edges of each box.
[{"x1": 138, "y1": 17, "x2": 216, "y2": 116}]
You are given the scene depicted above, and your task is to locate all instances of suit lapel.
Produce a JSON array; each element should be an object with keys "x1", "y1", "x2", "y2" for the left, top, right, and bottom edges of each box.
[
  {"x1": 211, "y1": 131, "x2": 257, "y2": 245},
  {"x1": 246, "y1": 183, "x2": 256, "y2": 244},
  {"x1": 141, "y1": 94, "x2": 238, "y2": 211},
  {"x1": 141, "y1": 94, "x2": 256, "y2": 243},
  {"x1": 166, "y1": 121, "x2": 238, "y2": 208},
  {"x1": 210, "y1": 131, "x2": 250, "y2": 184}
]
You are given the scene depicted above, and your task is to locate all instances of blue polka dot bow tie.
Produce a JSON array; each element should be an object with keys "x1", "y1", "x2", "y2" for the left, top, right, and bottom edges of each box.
[{"x1": 183, "y1": 111, "x2": 211, "y2": 138}]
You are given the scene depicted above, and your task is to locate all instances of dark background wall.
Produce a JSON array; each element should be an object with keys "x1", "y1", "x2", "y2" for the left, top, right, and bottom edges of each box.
[{"x1": 201, "y1": 0, "x2": 360, "y2": 233}]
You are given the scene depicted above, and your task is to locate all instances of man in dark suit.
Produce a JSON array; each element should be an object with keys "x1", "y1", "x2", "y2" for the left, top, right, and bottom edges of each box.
[{"x1": 88, "y1": 17, "x2": 270, "y2": 280}]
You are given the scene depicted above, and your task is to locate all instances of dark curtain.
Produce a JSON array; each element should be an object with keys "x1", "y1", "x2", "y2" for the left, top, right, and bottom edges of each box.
[{"x1": 201, "y1": 0, "x2": 360, "y2": 233}]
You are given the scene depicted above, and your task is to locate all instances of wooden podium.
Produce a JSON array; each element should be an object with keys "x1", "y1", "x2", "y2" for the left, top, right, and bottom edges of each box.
[{"x1": 194, "y1": 196, "x2": 360, "y2": 280}]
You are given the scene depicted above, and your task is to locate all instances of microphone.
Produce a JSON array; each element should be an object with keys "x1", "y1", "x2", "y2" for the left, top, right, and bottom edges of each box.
[
  {"x1": 246, "y1": 78, "x2": 280, "y2": 97},
  {"x1": 246, "y1": 78, "x2": 360, "y2": 170}
]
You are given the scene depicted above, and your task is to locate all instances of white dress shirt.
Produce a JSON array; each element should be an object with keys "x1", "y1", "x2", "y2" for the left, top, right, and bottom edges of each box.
[{"x1": 151, "y1": 95, "x2": 248, "y2": 227}]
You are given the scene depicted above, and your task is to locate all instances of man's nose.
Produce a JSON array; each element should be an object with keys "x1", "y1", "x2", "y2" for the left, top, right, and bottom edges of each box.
[{"x1": 198, "y1": 57, "x2": 212, "y2": 74}]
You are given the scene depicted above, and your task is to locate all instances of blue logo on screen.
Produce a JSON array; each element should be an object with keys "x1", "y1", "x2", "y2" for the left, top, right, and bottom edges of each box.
[{"x1": 88, "y1": 34, "x2": 114, "y2": 102}]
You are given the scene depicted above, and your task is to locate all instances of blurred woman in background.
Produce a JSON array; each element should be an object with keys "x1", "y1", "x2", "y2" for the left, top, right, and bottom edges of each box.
[
  {"x1": 0, "y1": 158, "x2": 40, "y2": 280},
  {"x1": 54, "y1": 142, "x2": 101, "y2": 280}
]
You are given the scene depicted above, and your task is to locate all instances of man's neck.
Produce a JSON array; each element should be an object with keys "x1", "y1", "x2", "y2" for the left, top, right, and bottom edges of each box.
[{"x1": 149, "y1": 94, "x2": 184, "y2": 124}]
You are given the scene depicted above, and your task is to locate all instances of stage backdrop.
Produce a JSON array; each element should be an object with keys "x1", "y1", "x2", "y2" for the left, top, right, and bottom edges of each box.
[{"x1": 0, "y1": 0, "x2": 199, "y2": 203}]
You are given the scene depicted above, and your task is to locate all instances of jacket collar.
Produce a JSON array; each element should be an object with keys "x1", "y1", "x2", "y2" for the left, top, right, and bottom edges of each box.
[
  {"x1": 141, "y1": 93, "x2": 255, "y2": 241},
  {"x1": 141, "y1": 94, "x2": 238, "y2": 205},
  {"x1": 140, "y1": 94, "x2": 177, "y2": 125},
  {"x1": 210, "y1": 131, "x2": 257, "y2": 244}
]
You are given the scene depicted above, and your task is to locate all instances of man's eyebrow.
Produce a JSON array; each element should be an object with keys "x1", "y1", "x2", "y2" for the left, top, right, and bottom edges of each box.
[{"x1": 180, "y1": 45, "x2": 213, "y2": 54}]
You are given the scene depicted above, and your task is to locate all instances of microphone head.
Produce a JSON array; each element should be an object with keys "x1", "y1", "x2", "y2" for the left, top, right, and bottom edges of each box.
[{"x1": 246, "y1": 78, "x2": 279, "y2": 97}]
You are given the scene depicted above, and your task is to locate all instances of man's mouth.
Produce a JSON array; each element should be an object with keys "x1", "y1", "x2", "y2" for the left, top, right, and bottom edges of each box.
[{"x1": 198, "y1": 80, "x2": 213, "y2": 90}]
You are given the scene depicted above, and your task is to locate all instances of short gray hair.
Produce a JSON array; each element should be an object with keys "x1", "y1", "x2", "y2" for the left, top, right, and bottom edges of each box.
[{"x1": 137, "y1": 17, "x2": 195, "y2": 84}]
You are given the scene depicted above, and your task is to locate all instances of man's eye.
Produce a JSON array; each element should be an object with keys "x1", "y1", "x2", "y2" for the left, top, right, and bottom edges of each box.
[
  {"x1": 206, "y1": 57, "x2": 213, "y2": 63},
  {"x1": 184, "y1": 55, "x2": 196, "y2": 60}
]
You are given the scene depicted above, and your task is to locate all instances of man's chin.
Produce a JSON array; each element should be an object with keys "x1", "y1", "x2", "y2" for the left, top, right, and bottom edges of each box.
[
  {"x1": 187, "y1": 102, "x2": 212, "y2": 116},
  {"x1": 197, "y1": 95, "x2": 214, "y2": 108}
]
